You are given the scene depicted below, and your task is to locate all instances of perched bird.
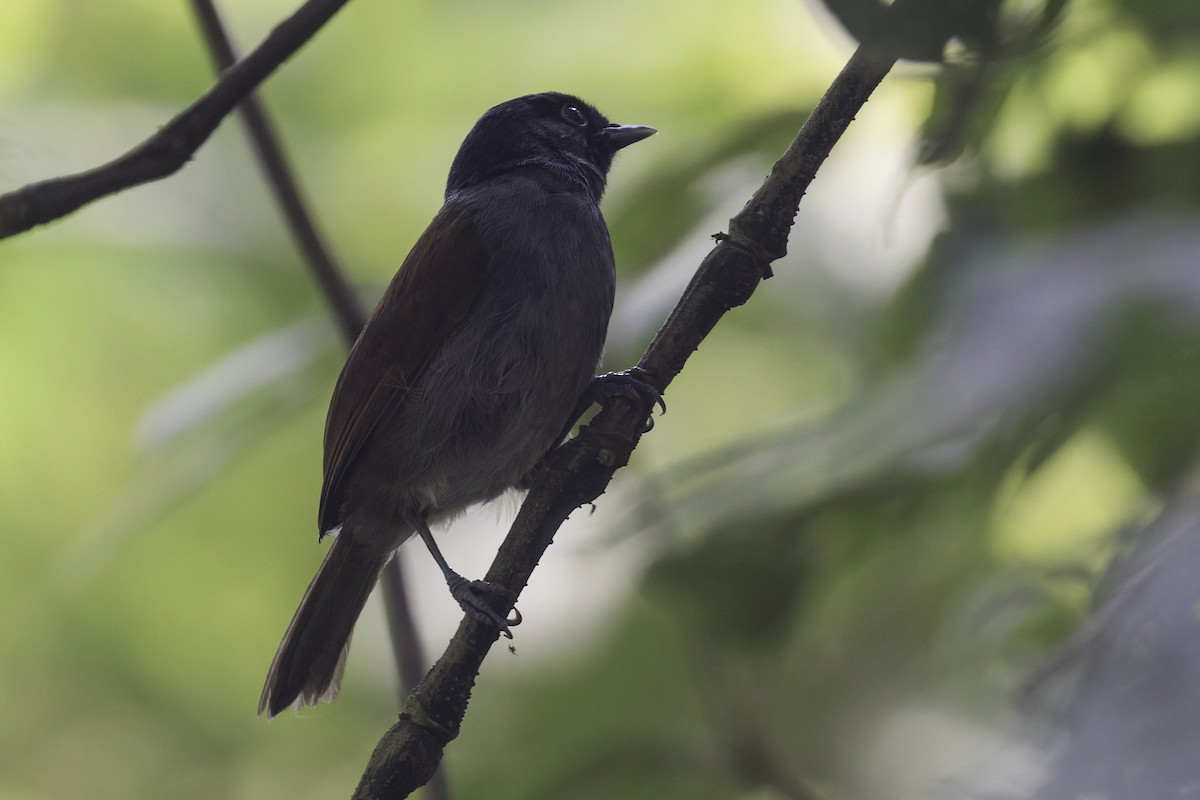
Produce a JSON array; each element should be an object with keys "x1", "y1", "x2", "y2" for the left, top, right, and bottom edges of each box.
[{"x1": 259, "y1": 92, "x2": 656, "y2": 717}]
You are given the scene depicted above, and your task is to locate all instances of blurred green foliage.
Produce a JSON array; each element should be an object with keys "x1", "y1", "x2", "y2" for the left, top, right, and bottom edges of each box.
[{"x1": 4, "y1": 0, "x2": 1200, "y2": 798}]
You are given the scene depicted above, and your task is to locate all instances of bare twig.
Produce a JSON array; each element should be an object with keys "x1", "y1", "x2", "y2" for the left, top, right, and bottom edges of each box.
[
  {"x1": 190, "y1": 0, "x2": 366, "y2": 344},
  {"x1": 351, "y1": 43, "x2": 897, "y2": 800},
  {"x1": 184, "y1": 3, "x2": 447, "y2": 797},
  {"x1": 0, "y1": 0, "x2": 351, "y2": 241}
]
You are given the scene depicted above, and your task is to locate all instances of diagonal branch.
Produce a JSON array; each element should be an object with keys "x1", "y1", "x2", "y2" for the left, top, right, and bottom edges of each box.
[
  {"x1": 190, "y1": 0, "x2": 365, "y2": 344},
  {"x1": 351, "y1": 42, "x2": 898, "y2": 800},
  {"x1": 0, "y1": 0, "x2": 352, "y2": 241}
]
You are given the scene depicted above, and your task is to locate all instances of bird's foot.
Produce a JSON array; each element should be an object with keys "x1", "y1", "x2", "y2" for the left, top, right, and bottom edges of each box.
[
  {"x1": 589, "y1": 366, "x2": 666, "y2": 431},
  {"x1": 446, "y1": 573, "x2": 521, "y2": 638}
]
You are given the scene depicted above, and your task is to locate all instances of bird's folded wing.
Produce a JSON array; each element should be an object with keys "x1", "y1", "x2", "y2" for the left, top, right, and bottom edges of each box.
[{"x1": 318, "y1": 202, "x2": 488, "y2": 534}]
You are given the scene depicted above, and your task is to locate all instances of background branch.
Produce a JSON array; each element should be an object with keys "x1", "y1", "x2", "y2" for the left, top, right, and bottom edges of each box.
[
  {"x1": 189, "y1": 0, "x2": 365, "y2": 342},
  {"x1": 185, "y1": 2, "x2": 447, "y2": 798},
  {"x1": 351, "y1": 43, "x2": 897, "y2": 800},
  {"x1": 0, "y1": 0, "x2": 352, "y2": 241}
]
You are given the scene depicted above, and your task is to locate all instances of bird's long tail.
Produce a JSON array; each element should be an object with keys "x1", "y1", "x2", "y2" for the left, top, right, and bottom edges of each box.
[{"x1": 259, "y1": 530, "x2": 389, "y2": 717}]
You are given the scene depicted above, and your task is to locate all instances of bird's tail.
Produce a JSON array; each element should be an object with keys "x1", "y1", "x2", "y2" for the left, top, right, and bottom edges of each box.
[{"x1": 259, "y1": 530, "x2": 389, "y2": 717}]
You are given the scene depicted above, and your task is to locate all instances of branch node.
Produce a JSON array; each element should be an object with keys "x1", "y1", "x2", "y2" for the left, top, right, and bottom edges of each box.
[
  {"x1": 724, "y1": 220, "x2": 783, "y2": 279},
  {"x1": 400, "y1": 698, "x2": 457, "y2": 745}
]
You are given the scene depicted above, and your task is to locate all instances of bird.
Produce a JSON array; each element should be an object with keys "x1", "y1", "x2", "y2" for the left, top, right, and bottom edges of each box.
[{"x1": 259, "y1": 92, "x2": 656, "y2": 717}]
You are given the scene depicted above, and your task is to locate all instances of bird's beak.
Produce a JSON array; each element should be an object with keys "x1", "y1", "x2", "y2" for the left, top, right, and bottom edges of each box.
[{"x1": 602, "y1": 124, "x2": 657, "y2": 150}]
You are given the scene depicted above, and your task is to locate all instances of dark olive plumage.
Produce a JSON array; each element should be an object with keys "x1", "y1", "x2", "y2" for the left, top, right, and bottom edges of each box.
[{"x1": 259, "y1": 93, "x2": 654, "y2": 717}]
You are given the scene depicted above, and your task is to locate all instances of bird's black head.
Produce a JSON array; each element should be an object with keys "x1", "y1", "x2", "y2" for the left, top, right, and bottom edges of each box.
[{"x1": 446, "y1": 92, "x2": 655, "y2": 202}]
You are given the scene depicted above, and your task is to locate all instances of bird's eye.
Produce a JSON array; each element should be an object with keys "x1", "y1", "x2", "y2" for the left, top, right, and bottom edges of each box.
[{"x1": 561, "y1": 105, "x2": 588, "y2": 128}]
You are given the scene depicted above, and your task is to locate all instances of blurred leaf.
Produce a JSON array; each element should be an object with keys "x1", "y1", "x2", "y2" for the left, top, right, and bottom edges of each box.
[
  {"x1": 818, "y1": 0, "x2": 1004, "y2": 62},
  {"x1": 1016, "y1": 501, "x2": 1200, "y2": 800},
  {"x1": 645, "y1": 508, "x2": 813, "y2": 650},
  {"x1": 1112, "y1": 0, "x2": 1200, "y2": 46},
  {"x1": 135, "y1": 318, "x2": 332, "y2": 451},
  {"x1": 953, "y1": 129, "x2": 1200, "y2": 230},
  {"x1": 916, "y1": 0, "x2": 1068, "y2": 164}
]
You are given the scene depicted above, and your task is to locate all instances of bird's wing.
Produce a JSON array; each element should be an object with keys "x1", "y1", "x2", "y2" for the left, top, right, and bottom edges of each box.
[{"x1": 318, "y1": 202, "x2": 488, "y2": 534}]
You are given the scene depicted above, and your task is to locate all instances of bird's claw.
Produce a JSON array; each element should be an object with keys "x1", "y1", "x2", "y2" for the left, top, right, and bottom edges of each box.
[
  {"x1": 590, "y1": 367, "x2": 666, "y2": 432},
  {"x1": 447, "y1": 574, "x2": 521, "y2": 637}
]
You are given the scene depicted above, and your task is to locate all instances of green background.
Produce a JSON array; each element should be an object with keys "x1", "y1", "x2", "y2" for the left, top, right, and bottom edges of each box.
[{"x1": 3, "y1": 0, "x2": 1200, "y2": 797}]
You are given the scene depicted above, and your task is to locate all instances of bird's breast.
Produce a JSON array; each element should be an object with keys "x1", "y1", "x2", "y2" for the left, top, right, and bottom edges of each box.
[{"x1": 388, "y1": 184, "x2": 617, "y2": 514}]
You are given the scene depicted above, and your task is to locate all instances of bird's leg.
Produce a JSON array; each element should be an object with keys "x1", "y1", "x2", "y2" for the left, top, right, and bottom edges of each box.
[
  {"x1": 593, "y1": 366, "x2": 667, "y2": 421},
  {"x1": 415, "y1": 517, "x2": 521, "y2": 637},
  {"x1": 518, "y1": 367, "x2": 667, "y2": 491},
  {"x1": 557, "y1": 365, "x2": 666, "y2": 442}
]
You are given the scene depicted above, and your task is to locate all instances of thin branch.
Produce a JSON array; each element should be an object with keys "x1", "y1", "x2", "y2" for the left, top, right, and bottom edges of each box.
[
  {"x1": 351, "y1": 43, "x2": 897, "y2": 800},
  {"x1": 380, "y1": 562, "x2": 431, "y2": 705},
  {"x1": 0, "y1": 0, "x2": 351, "y2": 241},
  {"x1": 190, "y1": 0, "x2": 366, "y2": 344},
  {"x1": 184, "y1": 3, "x2": 446, "y2": 797},
  {"x1": 378, "y1": 565, "x2": 450, "y2": 800}
]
